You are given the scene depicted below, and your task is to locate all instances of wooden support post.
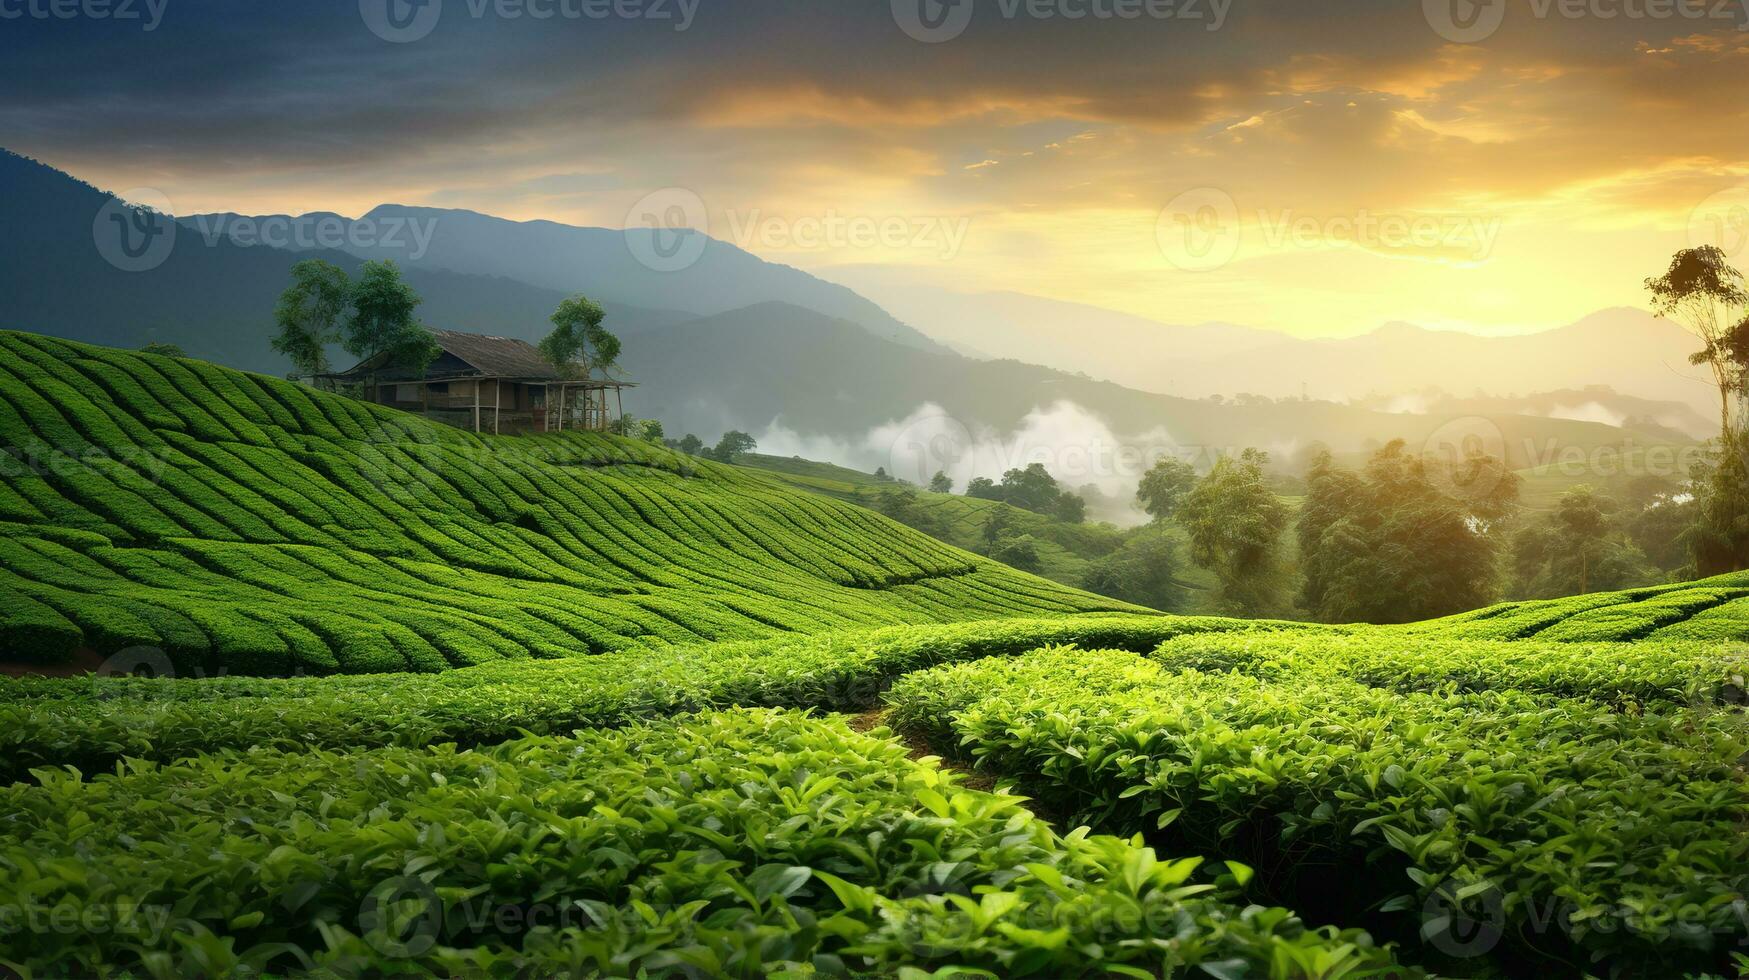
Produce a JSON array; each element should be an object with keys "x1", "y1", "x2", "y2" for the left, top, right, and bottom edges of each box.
[
  {"x1": 473, "y1": 380, "x2": 481, "y2": 433},
  {"x1": 494, "y1": 379, "x2": 501, "y2": 435}
]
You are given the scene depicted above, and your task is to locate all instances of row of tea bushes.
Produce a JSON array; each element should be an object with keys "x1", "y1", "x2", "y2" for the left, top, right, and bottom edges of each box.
[
  {"x1": 886, "y1": 647, "x2": 1749, "y2": 974},
  {"x1": 0, "y1": 708, "x2": 1403, "y2": 978},
  {"x1": 0, "y1": 613, "x2": 1291, "y2": 784}
]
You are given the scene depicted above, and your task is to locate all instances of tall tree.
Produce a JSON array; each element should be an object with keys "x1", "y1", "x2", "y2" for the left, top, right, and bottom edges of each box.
[
  {"x1": 1081, "y1": 524, "x2": 1186, "y2": 612},
  {"x1": 708, "y1": 430, "x2": 756, "y2": 463},
  {"x1": 1646, "y1": 246, "x2": 1749, "y2": 438},
  {"x1": 539, "y1": 295, "x2": 621, "y2": 379},
  {"x1": 1176, "y1": 448, "x2": 1289, "y2": 617},
  {"x1": 1297, "y1": 441, "x2": 1508, "y2": 623},
  {"x1": 928, "y1": 471, "x2": 954, "y2": 494},
  {"x1": 1647, "y1": 248, "x2": 1749, "y2": 573},
  {"x1": 271, "y1": 259, "x2": 351, "y2": 377},
  {"x1": 1513, "y1": 486, "x2": 1658, "y2": 598},
  {"x1": 1135, "y1": 456, "x2": 1198, "y2": 521},
  {"x1": 343, "y1": 260, "x2": 437, "y2": 377}
]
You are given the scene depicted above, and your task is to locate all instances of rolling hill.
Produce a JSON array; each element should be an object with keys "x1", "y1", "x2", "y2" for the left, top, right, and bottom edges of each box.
[{"x1": 0, "y1": 331, "x2": 1127, "y2": 674}]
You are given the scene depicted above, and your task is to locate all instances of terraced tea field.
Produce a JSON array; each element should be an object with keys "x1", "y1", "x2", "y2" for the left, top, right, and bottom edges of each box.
[
  {"x1": 7, "y1": 334, "x2": 1749, "y2": 977},
  {"x1": 0, "y1": 331, "x2": 1125, "y2": 673}
]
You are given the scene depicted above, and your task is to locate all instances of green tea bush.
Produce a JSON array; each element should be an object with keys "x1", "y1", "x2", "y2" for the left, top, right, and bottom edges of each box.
[
  {"x1": 1151, "y1": 632, "x2": 1749, "y2": 705},
  {"x1": 0, "y1": 709, "x2": 1402, "y2": 979},
  {"x1": 0, "y1": 332, "x2": 1140, "y2": 672},
  {"x1": 887, "y1": 647, "x2": 1749, "y2": 973},
  {"x1": 0, "y1": 614, "x2": 1273, "y2": 784}
]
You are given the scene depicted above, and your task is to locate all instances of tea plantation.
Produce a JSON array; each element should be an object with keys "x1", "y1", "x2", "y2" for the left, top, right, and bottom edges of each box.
[
  {"x1": 0, "y1": 331, "x2": 1126, "y2": 673},
  {"x1": 7, "y1": 333, "x2": 1749, "y2": 977}
]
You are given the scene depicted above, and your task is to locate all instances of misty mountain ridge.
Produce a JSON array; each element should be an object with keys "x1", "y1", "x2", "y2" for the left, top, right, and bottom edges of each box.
[
  {"x1": 180, "y1": 204, "x2": 946, "y2": 355},
  {"x1": 828, "y1": 273, "x2": 1711, "y2": 416}
]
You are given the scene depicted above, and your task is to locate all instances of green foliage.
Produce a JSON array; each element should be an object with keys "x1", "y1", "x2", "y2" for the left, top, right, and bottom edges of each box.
[
  {"x1": 1298, "y1": 443, "x2": 1505, "y2": 623},
  {"x1": 1081, "y1": 524, "x2": 1186, "y2": 612},
  {"x1": 1512, "y1": 485, "x2": 1659, "y2": 598},
  {"x1": 887, "y1": 642, "x2": 1749, "y2": 974},
  {"x1": 706, "y1": 429, "x2": 757, "y2": 462},
  {"x1": 928, "y1": 470, "x2": 953, "y2": 493},
  {"x1": 1177, "y1": 448, "x2": 1289, "y2": 617},
  {"x1": 956, "y1": 464, "x2": 1086, "y2": 524},
  {"x1": 863, "y1": 485, "x2": 950, "y2": 539},
  {"x1": 0, "y1": 614, "x2": 1282, "y2": 784},
  {"x1": 989, "y1": 533, "x2": 1042, "y2": 572},
  {"x1": 1135, "y1": 455, "x2": 1196, "y2": 521},
  {"x1": 343, "y1": 260, "x2": 437, "y2": 374},
  {"x1": 137, "y1": 341, "x2": 185, "y2": 358},
  {"x1": 1685, "y1": 438, "x2": 1749, "y2": 575},
  {"x1": 0, "y1": 331, "x2": 1125, "y2": 673},
  {"x1": 0, "y1": 708, "x2": 1399, "y2": 978},
  {"x1": 271, "y1": 259, "x2": 350, "y2": 376},
  {"x1": 539, "y1": 294, "x2": 620, "y2": 378},
  {"x1": 675, "y1": 433, "x2": 704, "y2": 455}
]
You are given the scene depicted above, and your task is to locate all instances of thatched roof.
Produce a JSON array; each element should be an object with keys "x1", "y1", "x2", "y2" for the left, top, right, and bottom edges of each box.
[
  {"x1": 323, "y1": 330, "x2": 564, "y2": 383},
  {"x1": 429, "y1": 330, "x2": 562, "y2": 380}
]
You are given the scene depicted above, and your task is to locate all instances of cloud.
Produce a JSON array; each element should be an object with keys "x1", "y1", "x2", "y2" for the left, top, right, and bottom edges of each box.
[{"x1": 757, "y1": 400, "x2": 1181, "y2": 502}]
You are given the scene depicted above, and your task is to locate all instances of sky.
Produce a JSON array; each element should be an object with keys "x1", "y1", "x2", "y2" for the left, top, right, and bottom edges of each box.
[{"x1": 3, "y1": 0, "x2": 1747, "y2": 337}]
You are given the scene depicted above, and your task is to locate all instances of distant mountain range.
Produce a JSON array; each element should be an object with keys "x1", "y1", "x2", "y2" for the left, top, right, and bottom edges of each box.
[
  {"x1": 829, "y1": 276, "x2": 1715, "y2": 417},
  {"x1": 182, "y1": 205, "x2": 943, "y2": 354},
  {"x1": 0, "y1": 147, "x2": 1704, "y2": 491}
]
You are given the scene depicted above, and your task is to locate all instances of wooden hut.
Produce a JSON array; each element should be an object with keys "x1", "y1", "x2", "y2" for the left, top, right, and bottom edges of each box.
[{"x1": 316, "y1": 330, "x2": 633, "y2": 434}]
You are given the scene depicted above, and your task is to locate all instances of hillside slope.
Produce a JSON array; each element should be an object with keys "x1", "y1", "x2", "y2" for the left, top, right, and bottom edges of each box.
[{"x1": 0, "y1": 331, "x2": 1128, "y2": 674}]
